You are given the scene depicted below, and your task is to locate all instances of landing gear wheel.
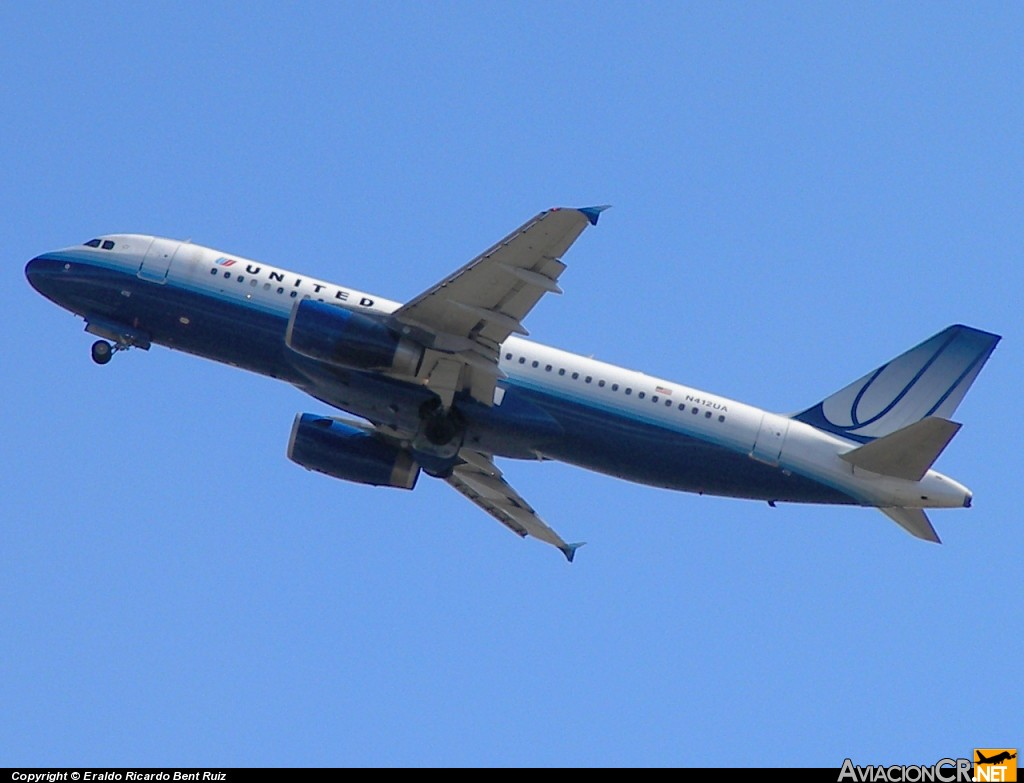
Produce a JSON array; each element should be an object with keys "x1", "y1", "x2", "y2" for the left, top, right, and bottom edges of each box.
[
  {"x1": 91, "y1": 340, "x2": 113, "y2": 365},
  {"x1": 414, "y1": 398, "x2": 466, "y2": 459}
]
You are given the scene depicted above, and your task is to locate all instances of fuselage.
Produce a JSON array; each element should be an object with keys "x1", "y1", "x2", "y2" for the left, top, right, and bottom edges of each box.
[{"x1": 25, "y1": 234, "x2": 973, "y2": 513}]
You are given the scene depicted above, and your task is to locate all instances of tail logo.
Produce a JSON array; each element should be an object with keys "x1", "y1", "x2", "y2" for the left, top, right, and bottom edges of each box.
[{"x1": 795, "y1": 325, "x2": 1000, "y2": 443}]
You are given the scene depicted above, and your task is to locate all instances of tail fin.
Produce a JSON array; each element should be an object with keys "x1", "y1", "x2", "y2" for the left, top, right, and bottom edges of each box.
[{"x1": 794, "y1": 325, "x2": 1000, "y2": 442}]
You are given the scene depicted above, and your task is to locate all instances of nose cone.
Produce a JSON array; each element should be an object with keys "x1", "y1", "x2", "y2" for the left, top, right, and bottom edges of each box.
[
  {"x1": 25, "y1": 255, "x2": 49, "y2": 293},
  {"x1": 25, "y1": 254, "x2": 66, "y2": 303}
]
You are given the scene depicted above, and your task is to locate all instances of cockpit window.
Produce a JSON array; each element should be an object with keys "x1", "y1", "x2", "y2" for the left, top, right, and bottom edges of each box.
[
  {"x1": 84, "y1": 239, "x2": 101, "y2": 247},
  {"x1": 102, "y1": 240, "x2": 115, "y2": 250}
]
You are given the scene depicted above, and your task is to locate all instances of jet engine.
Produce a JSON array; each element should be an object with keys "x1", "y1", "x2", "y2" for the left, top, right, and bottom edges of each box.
[
  {"x1": 287, "y1": 413, "x2": 420, "y2": 489},
  {"x1": 286, "y1": 299, "x2": 423, "y2": 375}
]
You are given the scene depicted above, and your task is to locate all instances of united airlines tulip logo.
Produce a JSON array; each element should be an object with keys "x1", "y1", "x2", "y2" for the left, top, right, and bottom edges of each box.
[{"x1": 797, "y1": 325, "x2": 999, "y2": 443}]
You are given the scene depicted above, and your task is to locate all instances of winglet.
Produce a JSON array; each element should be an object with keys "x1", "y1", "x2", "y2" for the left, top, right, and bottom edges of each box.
[
  {"x1": 577, "y1": 205, "x2": 611, "y2": 226},
  {"x1": 560, "y1": 542, "x2": 586, "y2": 563}
]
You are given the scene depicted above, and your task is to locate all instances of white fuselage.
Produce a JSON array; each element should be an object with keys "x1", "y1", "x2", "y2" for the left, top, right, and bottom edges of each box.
[{"x1": 28, "y1": 234, "x2": 973, "y2": 512}]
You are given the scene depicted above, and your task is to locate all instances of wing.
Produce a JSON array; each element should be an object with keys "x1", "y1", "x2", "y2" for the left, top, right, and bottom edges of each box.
[
  {"x1": 390, "y1": 206, "x2": 607, "y2": 407},
  {"x1": 447, "y1": 449, "x2": 584, "y2": 562}
]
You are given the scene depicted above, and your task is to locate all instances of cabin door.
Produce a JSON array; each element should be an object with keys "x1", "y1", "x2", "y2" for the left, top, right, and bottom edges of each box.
[
  {"x1": 138, "y1": 238, "x2": 179, "y2": 283},
  {"x1": 751, "y1": 413, "x2": 790, "y2": 466}
]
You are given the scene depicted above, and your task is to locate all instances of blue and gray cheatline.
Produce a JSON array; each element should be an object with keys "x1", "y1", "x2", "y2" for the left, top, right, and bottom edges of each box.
[{"x1": 25, "y1": 206, "x2": 1000, "y2": 559}]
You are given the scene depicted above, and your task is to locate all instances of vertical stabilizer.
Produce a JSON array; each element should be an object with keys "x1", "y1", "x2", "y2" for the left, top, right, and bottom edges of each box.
[{"x1": 794, "y1": 325, "x2": 1000, "y2": 442}]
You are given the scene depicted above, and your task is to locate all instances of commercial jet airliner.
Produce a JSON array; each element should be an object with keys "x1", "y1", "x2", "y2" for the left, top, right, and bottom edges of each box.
[{"x1": 25, "y1": 207, "x2": 1000, "y2": 560}]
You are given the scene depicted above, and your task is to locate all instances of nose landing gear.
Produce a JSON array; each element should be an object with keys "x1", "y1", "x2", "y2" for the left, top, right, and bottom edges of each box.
[
  {"x1": 91, "y1": 340, "x2": 114, "y2": 365},
  {"x1": 84, "y1": 317, "x2": 151, "y2": 366},
  {"x1": 90, "y1": 339, "x2": 133, "y2": 365}
]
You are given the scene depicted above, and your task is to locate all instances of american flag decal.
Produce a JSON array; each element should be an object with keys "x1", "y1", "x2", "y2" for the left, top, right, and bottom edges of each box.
[
  {"x1": 656, "y1": 386, "x2": 672, "y2": 395},
  {"x1": 215, "y1": 257, "x2": 237, "y2": 267}
]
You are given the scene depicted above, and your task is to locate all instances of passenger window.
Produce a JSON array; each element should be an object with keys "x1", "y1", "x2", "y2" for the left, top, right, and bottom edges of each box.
[
  {"x1": 223, "y1": 271, "x2": 231, "y2": 278},
  {"x1": 210, "y1": 268, "x2": 217, "y2": 275},
  {"x1": 625, "y1": 388, "x2": 632, "y2": 395},
  {"x1": 545, "y1": 365, "x2": 552, "y2": 372},
  {"x1": 678, "y1": 403, "x2": 685, "y2": 410},
  {"x1": 85, "y1": 239, "x2": 101, "y2": 247},
  {"x1": 718, "y1": 415, "x2": 726, "y2": 422},
  {"x1": 290, "y1": 291, "x2": 298, "y2": 298},
  {"x1": 102, "y1": 240, "x2": 115, "y2": 250},
  {"x1": 705, "y1": 411, "x2": 712, "y2": 418},
  {"x1": 532, "y1": 361, "x2": 539, "y2": 368},
  {"x1": 572, "y1": 372, "x2": 579, "y2": 380},
  {"x1": 638, "y1": 392, "x2": 645, "y2": 399},
  {"x1": 277, "y1": 287, "x2": 285, "y2": 294},
  {"x1": 611, "y1": 384, "x2": 619, "y2": 391},
  {"x1": 598, "y1": 380, "x2": 605, "y2": 387},
  {"x1": 585, "y1": 376, "x2": 592, "y2": 383},
  {"x1": 652, "y1": 395, "x2": 659, "y2": 403},
  {"x1": 250, "y1": 279, "x2": 257, "y2": 287},
  {"x1": 519, "y1": 357, "x2": 526, "y2": 364},
  {"x1": 558, "y1": 369, "x2": 566, "y2": 376},
  {"x1": 237, "y1": 275, "x2": 244, "y2": 282},
  {"x1": 505, "y1": 353, "x2": 512, "y2": 360},
  {"x1": 264, "y1": 283, "x2": 271, "y2": 290},
  {"x1": 692, "y1": 407, "x2": 698, "y2": 414},
  {"x1": 665, "y1": 399, "x2": 672, "y2": 407}
]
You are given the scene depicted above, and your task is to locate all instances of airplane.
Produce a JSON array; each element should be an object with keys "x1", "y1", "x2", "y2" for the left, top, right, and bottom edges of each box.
[
  {"x1": 24, "y1": 206, "x2": 1000, "y2": 561},
  {"x1": 976, "y1": 752, "x2": 1016, "y2": 765}
]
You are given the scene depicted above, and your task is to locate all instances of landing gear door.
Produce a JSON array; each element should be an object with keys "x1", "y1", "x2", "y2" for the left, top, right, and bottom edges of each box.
[
  {"x1": 138, "y1": 237, "x2": 179, "y2": 283},
  {"x1": 751, "y1": 412, "x2": 790, "y2": 466}
]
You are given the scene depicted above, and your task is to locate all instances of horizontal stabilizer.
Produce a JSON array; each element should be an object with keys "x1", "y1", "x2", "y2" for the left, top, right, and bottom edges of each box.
[
  {"x1": 880, "y1": 507, "x2": 941, "y2": 543},
  {"x1": 840, "y1": 416, "x2": 961, "y2": 480}
]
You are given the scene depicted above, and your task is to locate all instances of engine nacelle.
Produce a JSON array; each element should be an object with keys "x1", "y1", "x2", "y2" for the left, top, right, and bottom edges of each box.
[
  {"x1": 287, "y1": 413, "x2": 420, "y2": 489},
  {"x1": 285, "y1": 299, "x2": 423, "y2": 375}
]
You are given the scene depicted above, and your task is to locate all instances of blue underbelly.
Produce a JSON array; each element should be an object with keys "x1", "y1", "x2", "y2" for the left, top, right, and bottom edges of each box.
[
  {"x1": 506, "y1": 385, "x2": 855, "y2": 505},
  {"x1": 56, "y1": 259, "x2": 854, "y2": 506}
]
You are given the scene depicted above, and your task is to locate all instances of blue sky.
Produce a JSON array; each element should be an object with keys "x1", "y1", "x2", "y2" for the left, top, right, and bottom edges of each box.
[{"x1": 2, "y1": 2, "x2": 1020, "y2": 767}]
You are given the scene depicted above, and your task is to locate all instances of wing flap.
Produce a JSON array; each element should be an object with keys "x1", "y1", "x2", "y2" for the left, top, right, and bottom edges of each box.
[
  {"x1": 390, "y1": 207, "x2": 603, "y2": 405},
  {"x1": 447, "y1": 450, "x2": 583, "y2": 561},
  {"x1": 393, "y1": 210, "x2": 585, "y2": 342}
]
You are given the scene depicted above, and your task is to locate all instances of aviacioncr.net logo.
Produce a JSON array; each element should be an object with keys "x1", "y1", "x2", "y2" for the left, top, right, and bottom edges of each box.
[
  {"x1": 974, "y1": 749, "x2": 1017, "y2": 782},
  {"x1": 838, "y1": 758, "x2": 973, "y2": 782}
]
